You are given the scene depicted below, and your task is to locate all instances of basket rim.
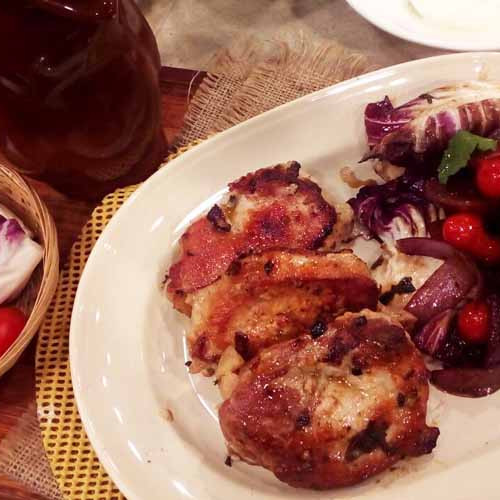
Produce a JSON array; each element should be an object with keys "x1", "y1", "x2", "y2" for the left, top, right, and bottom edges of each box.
[{"x1": 0, "y1": 164, "x2": 59, "y2": 374}]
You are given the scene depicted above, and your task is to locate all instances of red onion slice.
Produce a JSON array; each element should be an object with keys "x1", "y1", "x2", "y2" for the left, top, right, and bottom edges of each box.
[
  {"x1": 413, "y1": 309, "x2": 455, "y2": 356},
  {"x1": 397, "y1": 237, "x2": 457, "y2": 261},
  {"x1": 431, "y1": 366, "x2": 500, "y2": 398},
  {"x1": 398, "y1": 239, "x2": 499, "y2": 397},
  {"x1": 397, "y1": 238, "x2": 482, "y2": 324},
  {"x1": 424, "y1": 178, "x2": 491, "y2": 214},
  {"x1": 485, "y1": 294, "x2": 500, "y2": 368}
]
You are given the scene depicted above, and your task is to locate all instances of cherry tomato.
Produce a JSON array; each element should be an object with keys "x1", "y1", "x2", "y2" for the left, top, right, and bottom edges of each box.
[
  {"x1": 0, "y1": 307, "x2": 27, "y2": 357},
  {"x1": 442, "y1": 213, "x2": 500, "y2": 263},
  {"x1": 475, "y1": 155, "x2": 500, "y2": 198},
  {"x1": 457, "y1": 301, "x2": 490, "y2": 344},
  {"x1": 471, "y1": 146, "x2": 500, "y2": 166}
]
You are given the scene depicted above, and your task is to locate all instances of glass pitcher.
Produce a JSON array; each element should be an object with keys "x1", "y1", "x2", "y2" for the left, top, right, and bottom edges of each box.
[{"x1": 0, "y1": 0, "x2": 166, "y2": 199}]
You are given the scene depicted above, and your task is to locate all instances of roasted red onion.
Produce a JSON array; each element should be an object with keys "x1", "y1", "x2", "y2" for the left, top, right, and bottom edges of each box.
[
  {"x1": 431, "y1": 366, "x2": 500, "y2": 398},
  {"x1": 398, "y1": 238, "x2": 482, "y2": 324},
  {"x1": 485, "y1": 294, "x2": 500, "y2": 368},
  {"x1": 424, "y1": 178, "x2": 491, "y2": 214},
  {"x1": 397, "y1": 238, "x2": 500, "y2": 397},
  {"x1": 412, "y1": 309, "x2": 455, "y2": 357},
  {"x1": 397, "y1": 237, "x2": 457, "y2": 261}
]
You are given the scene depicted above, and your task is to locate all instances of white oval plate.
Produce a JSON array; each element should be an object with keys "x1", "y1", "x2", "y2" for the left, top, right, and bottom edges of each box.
[
  {"x1": 346, "y1": 0, "x2": 500, "y2": 51},
  {"x1": 71, "y1": 53, "x2": 500, "y2": 500}
]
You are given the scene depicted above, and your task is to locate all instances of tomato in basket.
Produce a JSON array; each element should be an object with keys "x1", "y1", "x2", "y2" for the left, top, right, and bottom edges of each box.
[{"x1": 0, "y1": 307, "x2": 27, "y2": 357}]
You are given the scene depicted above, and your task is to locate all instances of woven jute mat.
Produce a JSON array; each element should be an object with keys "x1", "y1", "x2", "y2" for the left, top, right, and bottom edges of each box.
[{"x1": 0, "y1": 34, "x2": 373, "y2": 499}]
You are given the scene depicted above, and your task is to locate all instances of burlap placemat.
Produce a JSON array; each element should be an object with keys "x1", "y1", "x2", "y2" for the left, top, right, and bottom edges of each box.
[
  {"x1": 0, "y1": 34, "x2": 372, "y2": 499},
  {"x1": 179, "y1": 33, "x2": 375, "y2": 146},
  {"x1": 0, "y1": 402, "x2": 63, "y2": 499}
]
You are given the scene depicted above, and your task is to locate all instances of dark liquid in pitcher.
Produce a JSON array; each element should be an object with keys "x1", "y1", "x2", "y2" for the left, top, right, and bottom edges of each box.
[{"x1": 0, "y1": 0, "x2": 166, "y2": 199}]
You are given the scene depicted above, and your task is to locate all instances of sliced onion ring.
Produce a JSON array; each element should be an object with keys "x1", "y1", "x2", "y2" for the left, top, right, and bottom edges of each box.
[
  {"x1": 413, "y1": 309, "x2": 455, "y2": 356},
  {"x1": 397, "y1": 237, "x2": 457, "y2": 261},
  {"x1": 424, "y1": 178, "x2": 491, "y2": 214},
  {"x1": 431, "y1": 366, "x2": 500, "y2": 398},
  {"x1": 397, "y1": 238, "x2": 482, "y2": 324},
  {"x1": 485, "y1": 294, "x2": 500, "y2": 368},
  {"x1": 398, "y1": 239, "x2": 500, "y2": 397}
]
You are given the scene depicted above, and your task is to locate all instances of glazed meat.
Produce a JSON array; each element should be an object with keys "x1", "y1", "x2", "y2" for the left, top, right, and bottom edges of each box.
[
  {"x1": 219, "y1": 311, "x2": 439, "y2": 490},
  {"x1": 187, "y1": 250, "x2": 378, "y2": 374},
  {"x1": 166, "y1": 162, "x2": 338, "y2": 314}
]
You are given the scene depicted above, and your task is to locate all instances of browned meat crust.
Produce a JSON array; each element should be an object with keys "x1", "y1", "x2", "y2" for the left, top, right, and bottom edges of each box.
[
  {"x1": 219, "y1": 311, "x2": 439, "y2": 490},
  {"x1": 188, "y1": 250, "x2": 378, "y2": 373},
  {"x1": 166, "y1": 162, "x2": 337, "y2": 314}
]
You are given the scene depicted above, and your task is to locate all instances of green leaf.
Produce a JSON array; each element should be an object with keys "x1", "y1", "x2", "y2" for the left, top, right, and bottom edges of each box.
[{"x1": 438, "y1": 130, "x2": 497, "y2": 184}]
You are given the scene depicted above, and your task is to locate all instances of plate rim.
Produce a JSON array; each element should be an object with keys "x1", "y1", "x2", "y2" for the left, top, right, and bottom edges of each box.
[
  {"x1": 345, "y1": 0, "x2": 500, "y2": 51},
  {"x1": 70, "y1": 51, "x2": 500, "y2": 500}
]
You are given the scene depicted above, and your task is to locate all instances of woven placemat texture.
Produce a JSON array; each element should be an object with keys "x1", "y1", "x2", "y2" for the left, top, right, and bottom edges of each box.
[
  {"x1": 0, "y1": 402, "x2": 63, "y2": 500},
  {"x1": 0, "y1": 35, "x2": 372, "y2": 499},
  {"x1": 178, "y1": 33, "x2": 375, "y2": 146},
  {"x1": 36, "y1": 186, "x2": 137, "y2": 500}
]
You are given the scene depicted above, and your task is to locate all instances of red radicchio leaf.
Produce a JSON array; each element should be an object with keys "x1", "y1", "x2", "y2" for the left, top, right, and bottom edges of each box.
[
  {"x1": 364, "y1": 96, "x2": 413, "y2": 148},
  {"x1": 364, "y1": 83, "x2": 500, "y2": 164},
  {"x1": 347, "y1": 175, "x2": 438, "y2": 245}
]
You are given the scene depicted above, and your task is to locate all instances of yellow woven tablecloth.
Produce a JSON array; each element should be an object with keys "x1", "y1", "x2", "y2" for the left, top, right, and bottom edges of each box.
[
  {"x1": 36, "y1": 185, "x2": 137, "y2": 500},
  {"x1": 34, "y1": 142, "x2": 194, "y2": 499}
]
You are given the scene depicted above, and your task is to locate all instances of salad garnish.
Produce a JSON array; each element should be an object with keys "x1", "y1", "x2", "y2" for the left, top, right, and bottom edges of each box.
[
  {"x1": 354, "y1": 85, "x2": 500, "y2": 397},
  {"x1": 438, "y1": 131, "x2": 496, "y2": 184}
]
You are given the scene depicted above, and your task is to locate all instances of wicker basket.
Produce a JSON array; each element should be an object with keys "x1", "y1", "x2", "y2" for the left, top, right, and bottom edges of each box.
[{"x1": 0, "y1": 163, "x2": 59, "y2": 377}]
